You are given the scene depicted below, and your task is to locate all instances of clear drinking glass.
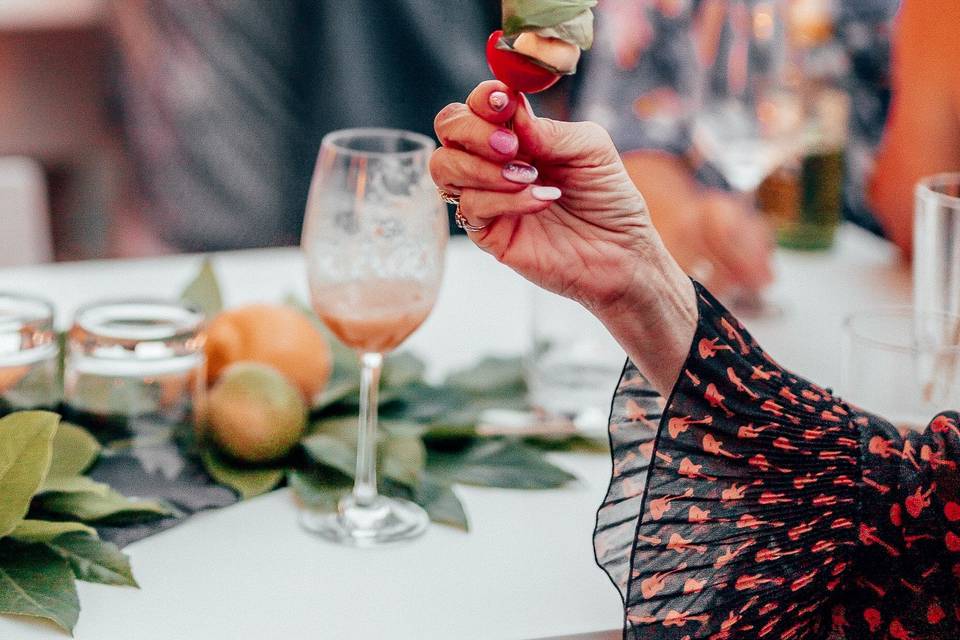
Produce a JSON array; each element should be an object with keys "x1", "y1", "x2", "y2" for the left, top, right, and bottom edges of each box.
[
  {"x1": 0, "y1": 293, "x2": 59, "y2": 414},
  {"x1": 527, "y1": 288, "x2": 625, "y2": 434},
  {"x1": 64, "y1": 300, "x2": 205, "y2": 444},
  {"x1": 300, "y1": 128, "x2": 447, "y2": 545},
  {"x1": 915, "y1": 173, "x2": 960, "y2": 319},
  {"x1": 841, "y1": 308, "x2": 960, "y2": 431}
]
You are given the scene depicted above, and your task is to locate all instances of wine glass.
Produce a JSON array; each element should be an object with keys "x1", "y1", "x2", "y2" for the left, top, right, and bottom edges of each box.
[
  {"x1": 691, "y1": 0, "x2": 803, "y2": 313},
  {"x1": 300, "y1": 128, "x2": 448, "y2": 545}
]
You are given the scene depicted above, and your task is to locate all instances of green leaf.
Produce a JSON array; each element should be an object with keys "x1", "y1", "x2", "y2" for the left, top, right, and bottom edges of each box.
[
  {"x1": 0, "y1": 538, "x2": 79, "y2": 634},
  {"x1": 34, "y1": 486, "x2": 171, "y2": 524},
  {"x1": 180, "y1": 258, "x2": 223, "y2": 317},
  {"x1": 48, "y1": 422, "x2": 101, "y2": 479},
  {"x1": 0, "y1": 411, "x2": 59, "y2": 538},
  {"x1": 302, "y1": 420, "x2": 425, "y2": 488},
  {"x1": 46, "y1": 533, "x2": 138, "y2": 588},
  {"x1": 288, "y1": 469, "x2": 349, "y2": 512},
  {"x1": 200, "y1": 449, "x2": 284, "y2": 500},
  {"x1": 381, "y1": 433, "x2": 426, "y2": 488},
  {"x1": 444, "y1": 356, "x2": 526, "y2": 396},
  {"x1": 502, "y1": 0, "x2": 596, "y2": 36},
  {"x1": 413, "y1": 475, "x2": 468, "y2": 531},
  {"x1": 381, "y1": 352, "x2": 426, "y2": 389},
  {"x1": 9, "y1": 520, "x2": 96, "y2": 543},
  {"x1": 428, "y1": 440, "x2": 576, "y2": 489},
  {"x1": 311, "y1": 378, "x2": 359, "y2": 413},
  {"x1": 40, "y1": 476, "x2": 111, "y2": 496}
]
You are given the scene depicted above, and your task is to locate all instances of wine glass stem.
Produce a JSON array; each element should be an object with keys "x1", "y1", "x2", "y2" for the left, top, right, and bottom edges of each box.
[{"x1": 353, "y1": 351, "x2": 384, "y2": 507}]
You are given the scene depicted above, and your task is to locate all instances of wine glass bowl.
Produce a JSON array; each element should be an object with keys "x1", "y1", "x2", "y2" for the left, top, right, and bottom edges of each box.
[{"x1": 300, "y1": 128, "x2": 448, "y2": 546}]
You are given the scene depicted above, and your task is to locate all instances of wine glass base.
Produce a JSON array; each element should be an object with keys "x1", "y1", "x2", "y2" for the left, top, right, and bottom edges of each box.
[{"x1": 299, "y1": 495, "x2": 429, "y2": 546}]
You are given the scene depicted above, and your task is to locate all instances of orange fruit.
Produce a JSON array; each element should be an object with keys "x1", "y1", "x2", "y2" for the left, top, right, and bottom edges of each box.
[
  {"x1": 207, "y1": 362, "x2": 306, "y2": 463},
  {"x1": 205, "y1": 304, "x2": 332, "y2": 402}
]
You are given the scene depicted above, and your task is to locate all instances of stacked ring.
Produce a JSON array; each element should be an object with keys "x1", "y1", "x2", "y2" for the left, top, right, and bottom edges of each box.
[{"x1": 437, "y1": 188, "x2": 489, "y2": 233}]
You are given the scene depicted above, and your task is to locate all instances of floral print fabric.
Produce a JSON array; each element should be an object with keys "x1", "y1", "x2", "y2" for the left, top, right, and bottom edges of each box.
[{"x1": 596, "y1": 283, "x2": 960, "y2": 639}]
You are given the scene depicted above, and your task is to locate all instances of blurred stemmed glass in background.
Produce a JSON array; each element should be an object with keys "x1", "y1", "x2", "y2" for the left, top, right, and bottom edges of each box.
[
  {"x1": 690, "y1": 0, "x2": 804, "y2": 314},
  {"x1": 300, "y1": 128, "x2": 448, "y2": 546}
]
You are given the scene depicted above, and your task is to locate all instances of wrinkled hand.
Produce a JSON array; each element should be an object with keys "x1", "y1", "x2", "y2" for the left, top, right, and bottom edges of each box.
[
  {"x1": 431, "y1": 81, "x2": 697, "y2": 394},
  {"x1": 431, "y1": 80, "x2": 662, "y2": 314}
]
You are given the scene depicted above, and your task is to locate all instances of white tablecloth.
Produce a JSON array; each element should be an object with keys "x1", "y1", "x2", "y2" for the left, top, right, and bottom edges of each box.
[{"x1": 0, "y1": 225, "x2": 909, "y2": 639}]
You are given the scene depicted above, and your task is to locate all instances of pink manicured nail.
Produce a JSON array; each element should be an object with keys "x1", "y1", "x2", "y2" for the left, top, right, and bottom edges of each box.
[
  {"x1": 502, "y1": 161, "x2": 538, "y2": 184},
  {"x1": 489, "y1": 91, "x2": 509, "y2": 112},
  {"x1": 531, "y1": 186, "x2": 562, "y2": 201},
  {"x1": 489, "y1": 129, "x2": 518, "y2": 155}
]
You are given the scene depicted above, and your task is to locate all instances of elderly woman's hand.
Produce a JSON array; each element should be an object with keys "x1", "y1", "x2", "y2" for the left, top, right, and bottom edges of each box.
[{"x1": 431, "y1": 81, "x2": 697, "y2": 393}]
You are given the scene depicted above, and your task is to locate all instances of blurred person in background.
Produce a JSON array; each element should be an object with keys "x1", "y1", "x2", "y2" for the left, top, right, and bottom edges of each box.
[
  {"x1": 573, "y1": 0, "x2": 900, "y2": 295},
  {"x1": 869, "y1": 0, "x2": 960, "y2": 253},
  {"x1": 111, "y1": 0, "x2": 499, "y2": 254}
]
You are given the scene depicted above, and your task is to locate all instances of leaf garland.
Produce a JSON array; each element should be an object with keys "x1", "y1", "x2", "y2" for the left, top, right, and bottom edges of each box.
[{"x1": 0, "y1": 414, "x2": 146, "y2": 633}]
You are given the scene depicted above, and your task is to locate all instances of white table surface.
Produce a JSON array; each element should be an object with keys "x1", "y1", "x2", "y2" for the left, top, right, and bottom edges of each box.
[{"x1": 0, "y1": 225, "x2": 910, "y2": 640}]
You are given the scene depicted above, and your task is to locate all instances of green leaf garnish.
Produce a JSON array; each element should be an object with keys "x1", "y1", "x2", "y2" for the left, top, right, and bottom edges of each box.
[
  {"x1": 0, "y1": 412, "x2": 59, "y2": 538},
  {"x1": 180, "y1": 258, "x2": 223, "y2": 317},
  {"x1": 0, "y1": 538, "x2": 79, "y2": 634},
  {"x1": 200, "y1": 449, "x2": 284, "y2": 500}
]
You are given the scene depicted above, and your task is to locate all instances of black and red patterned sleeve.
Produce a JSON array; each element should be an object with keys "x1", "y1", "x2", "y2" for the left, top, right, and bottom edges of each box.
[{"x1": 595, "y1": 282, "x2": 960, "y2": 640}]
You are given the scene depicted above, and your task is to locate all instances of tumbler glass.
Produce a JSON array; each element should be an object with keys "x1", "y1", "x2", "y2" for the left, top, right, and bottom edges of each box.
[
  {"x1": 64, "y1": 300, "x2": 205, "y2": 442},
  {"x1": 841, "y1": 307, "x2": 960, "y2": 431},
  {"x1": 527, "y1": 288, "x2": 626, "y2": 433},
  {"x1": 0, "y1": 293, "x2": 59, "y2": 414}
]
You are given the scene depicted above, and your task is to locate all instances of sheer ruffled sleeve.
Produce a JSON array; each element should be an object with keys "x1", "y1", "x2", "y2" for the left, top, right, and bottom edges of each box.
[{"x1": 595, "y1": 282, "x2": 960, "y2": 639}]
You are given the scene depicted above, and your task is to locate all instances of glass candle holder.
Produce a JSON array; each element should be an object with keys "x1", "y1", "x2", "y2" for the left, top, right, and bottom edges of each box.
[
  {"x1": 841, "y1": 307, "x2": 960, "y2": 431},
  {"x1": 527, "y1": 288, "x2": 626, "y2": 433},
  {"x1": 0, "y1": 293, "x2": 59, "y2": 415},
  {"x1": 64, "y1": 300, "x2": 205, "y2": 442}
]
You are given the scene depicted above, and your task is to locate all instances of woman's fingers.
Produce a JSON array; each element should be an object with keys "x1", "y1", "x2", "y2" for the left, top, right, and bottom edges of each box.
[
  {"x1": 434, "y1": 102, "x2": 521, "y2": 163},
  {"x1": 457, "y1": 185, "x2": 562, "y2": 228},
  {"x1": 430, "y1": 147, "x2": 539, "y2": 194},
  {"x1": 464, "y1": 80, "x2": 520, "y2": 124}
]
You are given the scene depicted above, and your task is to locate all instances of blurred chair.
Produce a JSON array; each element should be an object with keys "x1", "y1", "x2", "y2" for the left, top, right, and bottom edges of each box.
[{"x1": 0, "y1": 156, "x2": 53, "y2": 266}]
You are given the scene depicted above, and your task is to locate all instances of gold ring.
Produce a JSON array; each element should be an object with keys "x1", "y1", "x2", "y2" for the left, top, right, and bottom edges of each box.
[
  {"x1": 437, "y1": 188, "x2": 461, "y2": 205},
  {"x1": 454, "y1": 203, "x2": 489, "y2": 233}
]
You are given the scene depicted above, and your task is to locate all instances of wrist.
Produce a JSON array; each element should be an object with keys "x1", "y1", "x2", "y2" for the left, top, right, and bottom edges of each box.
[{"x1": 594, "y1": 242, "x2": 699, "y2": 396}]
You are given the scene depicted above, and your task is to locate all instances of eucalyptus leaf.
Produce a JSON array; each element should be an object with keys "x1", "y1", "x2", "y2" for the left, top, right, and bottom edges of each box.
[
  {"x1": 40, "y1": 475, "x2": 111, "y2": 496},
  {"x1": 48, "y1": 422, "x2": 100, "y2": 479},
  {"x1": 381, "y1": 434, "x2": 426, "y2": 488},
  {"x1": 288, "y1": 469, "x2": 349, "y2": 512},
  {"x1": 180, "y1": 258, "x2": 223, "y2": 317},
  {"x1": 503, "y1": 0, "x2": 597, "y2": 35},
  {"x1": 0, "y1": 411, "x2": 59, "y2": 538},
  {"x1": 311, "y1": 378, "x2": 359, "y2": 413},
  {"x1": 428, "y1": 440, "x2": 576, "y2": 489},
  {"x1": 413, "y1": 475, "x2": 468, "y2": 531},
  {"x1": 200, "y1": 449, "x2": 284, "y2": 500},
  {"x1": 381, "y1": 352, "x2": 426, "y2": 389},
  {"x1": 0, "y1": 538, "x2": 79, "y2": 634},
  {"x1": 46, "y1": 532, "x2": 138, "y2": 588},
  {"x1": 301, "y1": 433, "x2": 357, "y2": 479},
  {"x1": 444, "y1": 356, "x2": 526, "y2": 396},
  {"x1": 9, "y1": 520, "x2": 97, "y2": 544},
  {"x1": 35, "y1": 487, "x2": 171, "y2": 524}
]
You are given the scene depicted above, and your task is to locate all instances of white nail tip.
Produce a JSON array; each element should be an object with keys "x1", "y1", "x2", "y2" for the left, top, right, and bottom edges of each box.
[{"x1": 531, "y1": 186, "x2": 562, "y2": 201}]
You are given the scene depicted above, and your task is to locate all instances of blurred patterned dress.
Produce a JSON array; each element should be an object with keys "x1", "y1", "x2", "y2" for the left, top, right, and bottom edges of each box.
[
  {"x1": 596, "y1": 283, "x2": 960, "y2": 639},
  {"x1": 573, "y1": 0, "x2": 899, "y2": 234}
]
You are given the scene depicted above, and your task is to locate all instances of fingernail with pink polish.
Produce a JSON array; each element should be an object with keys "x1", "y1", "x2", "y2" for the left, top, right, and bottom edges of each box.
[
  {"x1": 489, "y1": 91, "x2": 509, "y2": 112},
  {"x1": 502, "y1": 161, "x2": 538, "y2": 184},
  {"x1": 531, "y1": 186, "x2": 562, "y2": 201},
  {"x1": 489, "y1": 129, "x2": 518, "y2": 155}
]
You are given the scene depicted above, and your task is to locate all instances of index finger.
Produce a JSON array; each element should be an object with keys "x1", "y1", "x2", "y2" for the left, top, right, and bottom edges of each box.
[{"x1": 465, "y1": 80, "x2": 521, "y2": 124}]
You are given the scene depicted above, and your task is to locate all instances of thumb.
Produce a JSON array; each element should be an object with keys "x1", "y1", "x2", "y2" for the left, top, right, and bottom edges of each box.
[{"x1": 512, "y1": 94, "x2": 618, "y2": 165}]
